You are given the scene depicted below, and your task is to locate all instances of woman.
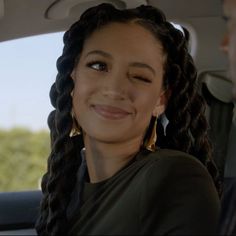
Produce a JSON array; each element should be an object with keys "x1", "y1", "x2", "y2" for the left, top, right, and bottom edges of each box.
[{"x1": 36, "y1": 3, "x2": 221, "y2": 235}]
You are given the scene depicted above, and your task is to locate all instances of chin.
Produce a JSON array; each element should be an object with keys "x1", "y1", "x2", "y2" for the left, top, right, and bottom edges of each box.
[{"x1": 84, "y1": 130, "x2": 125, "y2": 143}]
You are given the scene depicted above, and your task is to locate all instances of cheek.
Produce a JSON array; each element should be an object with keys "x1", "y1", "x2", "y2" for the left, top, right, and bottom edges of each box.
[
  {"x1": 135, "y1": 90, "x2": 160, "y2": 115},
  {"x1": 72, "y1": 78, "x2": 92, "y2": 111},
  {"x1": 72, "y1": 87, "x2": 83, "y2": 117}
]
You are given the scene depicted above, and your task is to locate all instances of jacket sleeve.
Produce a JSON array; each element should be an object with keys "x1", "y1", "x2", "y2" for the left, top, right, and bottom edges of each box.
[{"x1": 138, "y1": 152, "x2": 220, "y2": 235}]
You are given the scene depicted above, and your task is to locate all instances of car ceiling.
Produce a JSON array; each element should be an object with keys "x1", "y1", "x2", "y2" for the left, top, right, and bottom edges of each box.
[
  {"x1": 0, "y1": 0, "x2": 229, "y2": 79},
  {"x1": 0, "y1": 0, "x2": 223, "y2": 40}
]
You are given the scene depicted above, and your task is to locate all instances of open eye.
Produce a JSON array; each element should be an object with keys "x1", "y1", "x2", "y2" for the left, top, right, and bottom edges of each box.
[{"x1": 86, "y1": 61, "x2": 108, "y2": 72}]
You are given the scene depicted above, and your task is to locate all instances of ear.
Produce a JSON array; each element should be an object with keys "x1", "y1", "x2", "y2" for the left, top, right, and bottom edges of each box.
[
  {"x1": 71, "y1": 69, "x2": 76, "y2": 81},
  {"x1": 152, "y1": 90, "x2": 170, "y2": 117}
]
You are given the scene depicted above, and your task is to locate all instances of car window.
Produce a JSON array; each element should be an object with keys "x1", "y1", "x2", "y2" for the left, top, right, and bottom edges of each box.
[
  {"x1": 0, "y1": 24, "x2": 191, "y2": 193},
  {"x1": 0, "y1": 32, "x2": 64, "y2": 192}
]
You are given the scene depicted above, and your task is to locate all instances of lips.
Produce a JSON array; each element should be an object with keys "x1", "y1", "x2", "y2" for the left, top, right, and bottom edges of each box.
[{"x1": 92, "y1": 104, "x2": 131, "y2": 120}]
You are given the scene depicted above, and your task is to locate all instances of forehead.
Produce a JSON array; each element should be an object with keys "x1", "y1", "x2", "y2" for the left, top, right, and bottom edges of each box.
[
  {"x1": 88, "y1": 22, "x2": 156, "y2": 41},
  {"x1": 83, "y1": 22, "x2": 164, "y2": 56}
]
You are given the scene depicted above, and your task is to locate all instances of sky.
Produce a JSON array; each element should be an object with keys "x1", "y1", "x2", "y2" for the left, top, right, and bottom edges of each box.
[
  {"x1": 0, "y1": 32, "x2": 64, "y2": 131},
  {"x1": 0, "y1": 24, "x2": 184, "y2": 131}
]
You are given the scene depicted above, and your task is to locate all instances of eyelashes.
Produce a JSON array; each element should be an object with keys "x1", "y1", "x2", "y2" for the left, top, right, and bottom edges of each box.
[
  {"x1": 86, "y1": 61, "x2": 108, "y2": 72},
  {"x1": 132, "y1": 75, "x2": 152, "y2": 83},
  {"x1": 86, "y1": 60, "x2": 152, "y2": 83}
]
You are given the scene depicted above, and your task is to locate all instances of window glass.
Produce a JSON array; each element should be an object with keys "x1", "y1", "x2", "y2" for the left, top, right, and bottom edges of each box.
[
  {"x1": 0, "y1": 24, "x2": 190, "y2": 192},
  {"x1": 0, "y1": 32, "x2": 64, "y2": 192}
]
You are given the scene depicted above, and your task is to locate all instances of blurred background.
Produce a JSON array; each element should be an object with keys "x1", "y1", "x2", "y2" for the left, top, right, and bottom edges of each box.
[{"x1": 0, "y1": 32, "x2": 63, "y2": 191}]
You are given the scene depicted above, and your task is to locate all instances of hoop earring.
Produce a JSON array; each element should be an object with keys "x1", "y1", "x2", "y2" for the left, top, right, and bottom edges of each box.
[
  {"x1": 145, "y1": 116, "x2": 158, "y2": 152},
  {"x1": 69, "y1": 111, "x2": 82, "y2": 137}
]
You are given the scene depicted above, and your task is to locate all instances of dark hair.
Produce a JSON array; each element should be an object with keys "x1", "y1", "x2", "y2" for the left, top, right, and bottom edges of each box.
[{"x1": 36, "y1": 3, "x2": 221, "y2": 235}]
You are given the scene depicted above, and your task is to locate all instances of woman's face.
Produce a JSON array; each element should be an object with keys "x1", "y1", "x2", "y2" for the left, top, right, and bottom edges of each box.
[{"x1": 71, "y1": 22, "x2": 167, "y2": 144}]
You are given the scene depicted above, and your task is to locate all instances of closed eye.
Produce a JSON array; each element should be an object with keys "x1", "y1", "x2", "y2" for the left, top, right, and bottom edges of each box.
[
  {"x1": 86, "y1": 61, "x2": 108, "y2": 72},
  {"x1": 133, "y1": 76, "x2": 152, "y2": 83}
]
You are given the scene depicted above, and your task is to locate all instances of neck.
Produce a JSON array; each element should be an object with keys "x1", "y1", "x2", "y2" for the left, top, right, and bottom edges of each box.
[{"x1": 83, "y1": 134, "x2": 142, "y2": 183}]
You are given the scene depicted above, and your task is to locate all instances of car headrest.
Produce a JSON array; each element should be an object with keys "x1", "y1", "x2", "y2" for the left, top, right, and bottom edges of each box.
[{"x1": 200, "y1": 72, "x2": 233, "y2": 103}]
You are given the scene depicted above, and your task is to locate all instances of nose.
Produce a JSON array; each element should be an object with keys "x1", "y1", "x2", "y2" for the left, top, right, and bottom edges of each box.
[
  {"x1": 220, "y1": 32, "x2": 229, "y2": 53},
  {"x1": 102, "y1": 71, "x2": 127, "y2": 100}
]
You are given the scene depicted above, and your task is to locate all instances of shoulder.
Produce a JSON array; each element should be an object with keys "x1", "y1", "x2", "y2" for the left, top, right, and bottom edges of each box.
[
  {"x1": 138, "y1": 149, "x2": 220, "y2": 235},
  {"x1": 149, "y1": 148, "x2": 203, "y2": 164},
  {"x1": 139, "y1": 148, "x2": 209, "y2": 179},
  {"x1": 137, "y1": 148, "x2": 219, "y2": 202},
  {"x1": 138, "y1": 148, "x2": 220, "y2": 215}
]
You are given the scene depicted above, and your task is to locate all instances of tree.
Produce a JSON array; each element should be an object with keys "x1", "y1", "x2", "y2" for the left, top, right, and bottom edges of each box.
[{"x1": 0, "y1": 127, "x2": 50, "y2": 192}]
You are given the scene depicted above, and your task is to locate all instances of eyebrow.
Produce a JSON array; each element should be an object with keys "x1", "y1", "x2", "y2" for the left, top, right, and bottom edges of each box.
[
  {"x1": 129, "y1": 62, "x2": 156, "y2": 76},
  {"x1": 85, "y1": 50, "x2": 113, "y2": 59},
  {"x1": 85, "y1": 50, "x2": 156, "y2": 76}
]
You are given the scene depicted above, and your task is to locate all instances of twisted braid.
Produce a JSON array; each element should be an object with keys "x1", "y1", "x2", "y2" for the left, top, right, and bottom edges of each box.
[
  {"x1": 36, "y1": 3, "x2": 221, "y2": 235},
  {"x1": 161, "y1": 23, "x2": 221, "y2": 193},
  {"x1": 133, "y1": 6, "x2": 221, "y2": 193},
  {"x1": 36, "y1": 21, "x2": 86, "y2": 235}
]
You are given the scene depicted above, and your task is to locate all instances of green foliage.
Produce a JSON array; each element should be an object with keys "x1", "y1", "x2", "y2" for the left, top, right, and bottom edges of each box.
[{"x1": 0, "y1": 127, "x2": 50, "y2": 192}]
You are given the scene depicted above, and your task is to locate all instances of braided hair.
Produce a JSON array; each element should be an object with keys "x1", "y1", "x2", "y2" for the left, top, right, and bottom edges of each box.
[{"x1": 36, "y1": 3, "x2": 221, "y2": 235}]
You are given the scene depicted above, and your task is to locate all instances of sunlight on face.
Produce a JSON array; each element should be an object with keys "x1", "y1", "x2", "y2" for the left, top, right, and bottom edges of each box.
[{"x1": 71, "y1": 22, "x2": 167, "y2": 145}]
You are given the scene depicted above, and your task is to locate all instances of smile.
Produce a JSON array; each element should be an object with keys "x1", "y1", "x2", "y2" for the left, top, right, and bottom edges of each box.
[{"x1": 91, "y1": 104, "x2": 132, "y2": 120}]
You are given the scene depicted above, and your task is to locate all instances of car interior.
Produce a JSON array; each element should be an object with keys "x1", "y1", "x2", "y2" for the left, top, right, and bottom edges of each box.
[{"x1": 0, "y1": 0, "x2": 235, "y2": 235}]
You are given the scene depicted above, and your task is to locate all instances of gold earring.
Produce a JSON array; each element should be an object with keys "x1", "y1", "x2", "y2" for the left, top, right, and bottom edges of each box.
[
  {"x1": 69, "y1": 111, "x2": 82, "y2": 137},
  {"x1": 69, "y1": 90, "x2": 81, "y2": 137},
  {"x1": 145, "y1": 116, "x2": 158, "y2": 152}
]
